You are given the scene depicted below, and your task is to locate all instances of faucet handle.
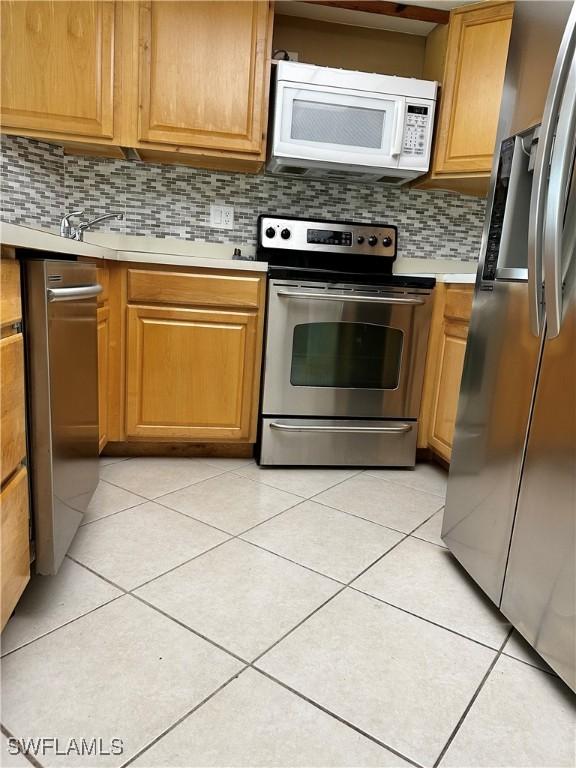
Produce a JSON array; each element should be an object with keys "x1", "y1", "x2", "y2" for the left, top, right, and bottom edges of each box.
[{"x1": 60, "y1": 209, "x2": 85, "y2": 238}]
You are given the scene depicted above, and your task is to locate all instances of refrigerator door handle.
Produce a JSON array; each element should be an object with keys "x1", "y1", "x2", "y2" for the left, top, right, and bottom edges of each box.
[
  {"x1": 528, "y1": 4, "x2": 576, "y2": 337},
  {"x1": 543, "y1": 47, "x2": 576, "y2": 338}
]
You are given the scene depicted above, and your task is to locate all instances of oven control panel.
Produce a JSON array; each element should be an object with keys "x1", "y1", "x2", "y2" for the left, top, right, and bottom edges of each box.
[{"x1": 259, "y1": 217, "x2": 397, "y2": 258}]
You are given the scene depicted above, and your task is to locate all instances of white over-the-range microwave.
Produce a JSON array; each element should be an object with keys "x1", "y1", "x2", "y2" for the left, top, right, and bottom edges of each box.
[{"x1": 267, "y1": 61, "x2": 438, "y2": 184}]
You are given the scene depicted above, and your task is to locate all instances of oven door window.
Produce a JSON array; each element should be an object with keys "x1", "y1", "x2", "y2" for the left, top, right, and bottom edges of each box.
[{"x1": 291, "y1": 322, "x2": 403, "y2": 389}]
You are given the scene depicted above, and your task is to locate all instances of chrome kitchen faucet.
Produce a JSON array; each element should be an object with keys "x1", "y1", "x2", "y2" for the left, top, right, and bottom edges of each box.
[{"x1": 60, "y1": 209, "x2": 124, "y2": 241}]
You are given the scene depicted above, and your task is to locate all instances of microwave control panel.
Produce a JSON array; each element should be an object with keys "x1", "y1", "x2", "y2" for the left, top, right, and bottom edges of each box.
[{"x1": 403, "y1": 105, "x2": 430, "y2": 157}]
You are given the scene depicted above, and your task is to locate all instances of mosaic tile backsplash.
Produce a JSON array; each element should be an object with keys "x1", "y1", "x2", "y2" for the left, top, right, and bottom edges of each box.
[{"x1": 1, "y1": 135, "x2": 486, "y2": 260}]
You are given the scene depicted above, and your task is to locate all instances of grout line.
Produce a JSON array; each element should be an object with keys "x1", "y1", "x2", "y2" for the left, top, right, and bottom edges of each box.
[
  {"x1": 249, "y1": 585, "x2": 348, "y2": 665},
  {"x1": 152, "y1": 482, "x2": 307, "y2": 539},
  {"x1": 98, "y1": 457, "x2": 132, "y2": 466},
  {"x1": 143, "y1": 498, "x2": 239, "y2": 537},
  {"x1": 1, "y1": 723, "x2": 45, "y2": 768},
  {"x1": 64, "y1": 557, "x2": 252, "y2": 669},
  {"x1": 78, "y1": 487, "x2": 151, "y2": 528},
  {"x1": 0, "y1": 593, "x2": 125, "y2": 660},
  {"x1": 73, "y1": 531, "x2": 233, "y2": 594},
  {"x1": 363, "y1": 469, "x2": 448, "y2": 499},
  {"x1": 98, "y1": 464, "x2": 234, "y2": 505},
  {"x1": 309, "y1": 494, "x2": 446, "y2": 537},
  {"x1": 65, "y1": 555, "x2": 133, "y2": 593},
  {"x1": 236, "y1": 538, "x2": 346, "y2": 586},
  {"x1": 500, "y1": 651, "x2": 558, "y2": 677},
  {"x1": 234, "y1": 467, "x2": 365, "y2": 503},
  {"x1": 345, "y1": 531, "x2": 413, "y2": 586},
  {"x1": 409, "y1": 534, "x2": 448, "y2": 550},
  {"x1": 347, "y1": 584, "x2": 508, "y2": 654},
  {"x1": 252, "y1": 668, "x2": 426, "y2": 768},
  {"x1": 432, "y1": 627, "x2": 514, "y2": 768},
  {"x1": 119, "y1": 666, "x2": 250, "y2": 768},
  {"x1": 342, "y1": 502, "x2": 448, "y2": 590},
  {"x1": 130, "y1": 593, "x2": 251, "y2": 665}
]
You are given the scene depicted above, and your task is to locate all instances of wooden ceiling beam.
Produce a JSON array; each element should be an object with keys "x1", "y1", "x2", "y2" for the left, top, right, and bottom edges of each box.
[{"x1": 302, "y1": 1, "x2": 450, "y2": 25}]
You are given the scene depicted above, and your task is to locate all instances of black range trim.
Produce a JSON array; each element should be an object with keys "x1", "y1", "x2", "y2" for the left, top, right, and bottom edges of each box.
[{"x1": 268, "y1": 265, "x2": 436, "y2": 289}]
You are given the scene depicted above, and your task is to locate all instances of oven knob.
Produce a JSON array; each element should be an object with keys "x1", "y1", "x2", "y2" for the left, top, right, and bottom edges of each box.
[
  {"x1": 368, "y1": 235, "x2": 378, "y2": 246},
  {"x1": 357, "y1": 235, "x2": 365, "y2": 244},
  {"x1": 382, "y1": 236, "x2": 393, "y2": 247},
  {"x1": 265, "y1": 227, "x2": 276, "y2": 238},
  {"x1": 280, "y1": 228, "x2": 291, "y2": 240}
]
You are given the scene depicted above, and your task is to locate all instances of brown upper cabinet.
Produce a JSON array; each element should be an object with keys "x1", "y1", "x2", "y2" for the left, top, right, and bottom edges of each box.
[
  {"x1": 133, "y1": 1, "x2": 271, "y2": 157},
  {"x1": 0, "y1": 1, "x2": 116, "y2": 143},
  {"x1": 0, "y1": 1, "x2": 274, "y2": 171},
  {"x1": 417, "y1": 1, "x2": 514, "y2": 196}
]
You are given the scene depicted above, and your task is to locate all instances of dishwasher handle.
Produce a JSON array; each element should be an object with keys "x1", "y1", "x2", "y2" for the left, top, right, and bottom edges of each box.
[{"x1": 47, "y1": 284, "x2": 103, "y2": 303}]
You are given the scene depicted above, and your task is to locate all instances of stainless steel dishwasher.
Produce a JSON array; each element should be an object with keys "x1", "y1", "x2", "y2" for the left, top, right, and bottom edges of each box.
[{"x1": 23, "y1": 258, "x2": 101, "y2": 575}]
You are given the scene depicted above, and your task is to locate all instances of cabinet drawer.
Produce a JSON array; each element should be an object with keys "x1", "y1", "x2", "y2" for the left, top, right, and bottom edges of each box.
[
  {"x1": 1, "y1": 466, "x2": 30, "y2": 630},
  {"x1": 127, "y1": 269, "x2": 262, "y2": 309},
  {"x1": 444, "y1": 286, "x2": 474, "y2": 322},
  {"x1": 1, "y1": 334, "x2": 26, "y2": 485},
  {"x1": 1, "y1": 257, "x2": 22, "y2": 328}
]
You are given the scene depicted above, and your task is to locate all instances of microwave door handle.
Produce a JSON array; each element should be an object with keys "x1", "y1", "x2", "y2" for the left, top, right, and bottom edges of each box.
[
  {"x1": 543, "y1": 47, "x2": 576, "y2": 339},
  {"x1": 528, "y1": 4, "x2": 576, "y2": 337},
  {"x1": 391, "y1": 100, "x2": 406, "y2": 157}
]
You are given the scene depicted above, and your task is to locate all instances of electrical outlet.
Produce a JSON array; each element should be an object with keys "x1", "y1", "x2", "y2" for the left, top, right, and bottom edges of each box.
[
  {"x1": 210, "y1": 204, "x2": 234, "y2": 230},
  {"x1": 287, "y1": 51, "x2": 299, "y2": 61}
]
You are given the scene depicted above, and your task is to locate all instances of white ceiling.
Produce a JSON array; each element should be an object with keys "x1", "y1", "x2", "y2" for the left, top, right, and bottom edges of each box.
[{"x1": 275, "y1": 1, "x2": 471, "y2": 37}]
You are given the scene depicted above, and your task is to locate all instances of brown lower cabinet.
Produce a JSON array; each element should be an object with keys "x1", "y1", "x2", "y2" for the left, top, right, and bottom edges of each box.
[
  {"x1": 1, "y1": 249, "x2": 30, "y2": 630},
  {"x1": 101, "y1": 262, "x2": 266, "y2": 451},
  {"x1": 1, "y1": 467, "x2": 30, "y2": 629},
  {"x1": 125, "y1": 304, "x2": 260, "y2": 441},
  {"x1": 419, "y1": 283, "x2": 474, "y2": 463}
]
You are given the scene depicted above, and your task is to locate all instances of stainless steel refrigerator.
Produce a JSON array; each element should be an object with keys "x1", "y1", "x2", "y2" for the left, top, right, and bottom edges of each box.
[{"x1": 442, "y1": 1, "x2": 576, "y2": 692}]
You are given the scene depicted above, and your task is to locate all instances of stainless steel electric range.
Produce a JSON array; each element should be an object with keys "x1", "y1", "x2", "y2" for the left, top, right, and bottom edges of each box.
[{"x1": 256, "y1": 215, "x2": 436, "y2": 467}]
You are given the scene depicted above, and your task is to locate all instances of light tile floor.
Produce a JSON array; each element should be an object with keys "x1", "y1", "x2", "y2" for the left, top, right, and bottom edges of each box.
[{"x1": 1, "y1": 459, "x2": 574, "y2": 768}]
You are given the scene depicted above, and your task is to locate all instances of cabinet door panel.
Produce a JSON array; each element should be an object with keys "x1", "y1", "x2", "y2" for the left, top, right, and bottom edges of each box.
[
  {"x1": 97, "y1": 305, "x2": 110, "y2": 452},
  {"x1": 434, "y1": 2, "x2": 513, "y2": 174},
  {"x1": 0, "y1": 1, "x2": 115, "y2": 138},
  {"x1": 429, "y1": 319, "x2": 469, "y2": 461},
  {"x1": 0, "y1": 258, "x2": 22, "y2": 328},
  {"x1": 1, "y1": 335, "x2": 26, "y2": 486},
  {"x1": 126, "y1": 305, "x2": 257, "y2": 440},
  {"x1": 1, "y1": 467, "x2": 30, "y2": 631},
  {"x1": 137, "y1": 1, "x2": 269, "y2": 152}
]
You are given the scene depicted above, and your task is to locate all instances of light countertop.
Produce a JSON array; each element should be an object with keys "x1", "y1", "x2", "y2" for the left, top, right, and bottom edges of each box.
[
  {"x1": 1, "y1": 222, "x2": 477, "y2": 282},
  {"x1": 0, "y1": 223, "x2": 267, "y2": 273}
]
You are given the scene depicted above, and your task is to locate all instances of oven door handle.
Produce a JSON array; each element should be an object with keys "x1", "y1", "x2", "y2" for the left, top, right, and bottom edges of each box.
[
  {"x1": 276, "y1": 290, "x2": 425, "y2": 305},
  {"x1": 269, "y1": 422, "x2": 413, "y2": 435}
]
